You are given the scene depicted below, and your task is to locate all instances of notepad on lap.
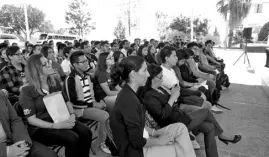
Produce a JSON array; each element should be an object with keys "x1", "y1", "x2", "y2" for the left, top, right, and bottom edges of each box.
[{"x1": 43, "y1": 91, "x2": 70, "y2": 123}]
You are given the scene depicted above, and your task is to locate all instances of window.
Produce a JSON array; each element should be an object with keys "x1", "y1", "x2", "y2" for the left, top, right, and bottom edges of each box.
[
  {"x1": 48, "y1": 36, "x2": 52, "y2": 39},
  {"x1": 254, "y1": 4, "x2": 263, "y2": 13},
  {"x1": 39, "y1": 34, "x2": 48, "y2": 40}
]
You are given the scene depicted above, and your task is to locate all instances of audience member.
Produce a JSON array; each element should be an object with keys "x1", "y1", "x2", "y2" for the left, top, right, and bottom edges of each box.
[
  {"x1": 113, "y1": 51, "x2": 124, "y2": 63},
  {"x1": 20, "y1": 54, "x2": 92, "y2": 157},
  {"x1": 0, "y1": 90, "x2": 58, "y2": 157},
  {"x1": 0, "y1": 46, "x2": 25, "y2": 105},
  {"x1": 66, "y1": 51, "x2": 111, "y2": 154},
  {"x1": 120, "y1": 40, "x2": 130, "y2": 57},
  {"x1": 127, "y1": 47, "x2": 137, "y2": 56},
  {"x1": 61, "y1": 47, "x2": 73, "y2": 75},
  {"x1": 110, "y1": 55, "x2": 196, "y2": 157},
  {"x1": 94, "y1": 52, "x2": 121, "y2": 112},
  {"x1": 41, "y1": 46, "x2": 65, "y2": 82}
]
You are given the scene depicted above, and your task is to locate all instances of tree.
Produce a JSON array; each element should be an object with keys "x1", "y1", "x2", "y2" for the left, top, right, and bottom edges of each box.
[
  {"x1": 170, "y1": 15, "x2": 190, "y2": 33},
  {"x1": 258, "y1": 22, "x2": 269, "y2": 41},
  {"x1": 165, "y1": 29, "x2": 188, "y2": 41},
  {"x1": 55, "y1": 28, "x2": 68, "y2": 34},
  {"x1": 114, "y1": 20, "x2": 126, "y2": 40},
  {"x1": 204, "y1": 34, "x2": 221, "y2": 45},
  {"x1": 169, "y1": 15, "x2": 210, "y2": 36},
  {"x1": 217, "y1": 0, "x2": 252, "y2": 48},
  {"x1": 213, "y1": 27, "x2": 220, "y2": 37},
  {"x1": 155, "y1": 11, "x2": 169, "y2": 41},
  {"x1": 119, "y1": 0, "x2": 140, "y2": 36},
  {"x1": 65, "y1": 0, "x2": 95, "y2": 37},
  {"x1": 194, "y1": 18, "x2": 210, "y2": 36},
  {"x1": 0, "y1": 4, "x2": 45, "y2": 39},
  {"x1": 40, "y1": 20, "x2": 55, "y2": 33}
]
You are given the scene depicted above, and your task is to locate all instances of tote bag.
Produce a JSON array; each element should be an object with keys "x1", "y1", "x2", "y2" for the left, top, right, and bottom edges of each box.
[{"x1": 43, "y1": 91, "x2": 70, "y2": 123}]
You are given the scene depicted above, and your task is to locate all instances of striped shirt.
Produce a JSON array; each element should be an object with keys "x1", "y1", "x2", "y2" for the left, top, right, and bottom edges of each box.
[{"x1": 78, "y1": 75, "x2": 94, "y2": 104}]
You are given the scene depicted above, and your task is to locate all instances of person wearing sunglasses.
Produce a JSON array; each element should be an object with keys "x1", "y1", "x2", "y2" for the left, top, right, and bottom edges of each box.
[{"x1": 0, "y1": 46, "x2": 25, "y2": 105}]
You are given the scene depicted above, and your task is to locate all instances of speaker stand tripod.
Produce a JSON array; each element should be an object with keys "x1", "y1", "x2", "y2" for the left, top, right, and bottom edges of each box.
[{"x1": 233, "y1": 39, "x2": 251, "y2": 67}]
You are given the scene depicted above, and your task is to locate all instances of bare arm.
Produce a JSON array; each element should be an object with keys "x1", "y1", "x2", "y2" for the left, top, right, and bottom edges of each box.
[{"x1": 100, "y1": 83, "x2": 118, "y2": 96}]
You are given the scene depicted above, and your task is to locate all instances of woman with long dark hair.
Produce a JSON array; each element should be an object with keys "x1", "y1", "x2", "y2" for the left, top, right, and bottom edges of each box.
[
  {"x1": 127, "y1": 47, "x2": 137, "y2": 56},
  {"x1": 109, "y1": 56, "x2": 196, "y2": 157},
  {"x1": 41, "y1": 46, "x2": 66, "y2": 82},
  {"x1": 139, "y1": 63, "x2": 242, "y2": 157},
  {"x1": 113, "y1": 51, "x2": 124, "y2": 63},
  {"x1": 94, "y1": 52, "x2": 121, "y2": 112},
  {"x1": 19, "y1": 54, "x2": 92, "y2": 157}
]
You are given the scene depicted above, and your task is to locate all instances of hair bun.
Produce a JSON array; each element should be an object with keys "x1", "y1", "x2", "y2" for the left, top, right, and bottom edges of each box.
[{"x1": 110, "y1": 63, "x2": 124, "y2": 86}]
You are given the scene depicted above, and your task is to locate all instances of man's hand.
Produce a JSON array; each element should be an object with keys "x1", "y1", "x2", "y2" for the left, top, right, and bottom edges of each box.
[{"x1": 93, "y1": 102, "x2": 106, "y2": 110}]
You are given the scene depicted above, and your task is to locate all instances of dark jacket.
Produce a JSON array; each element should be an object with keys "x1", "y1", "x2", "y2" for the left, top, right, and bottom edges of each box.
[
  {"x1": 143, "y1": 88, "x2": 192, "y2": 128},
  {"x1": 0, "y1": 90, "x2": 32, "y2": 157},
  {"x1": 109, "y1": 84, "x2": 146, "y2": 157},
  {"x1": 179, "y1": 63, "x2": 198, "y2": 83}
]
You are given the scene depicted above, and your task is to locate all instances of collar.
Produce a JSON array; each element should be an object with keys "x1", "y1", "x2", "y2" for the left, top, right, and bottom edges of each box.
[
  {"x1": 70, "y1": 68, "x2": 88, "y2": 78},
  {"x1": 123, "y1": 84, "x2": 144, "y2": 103}
]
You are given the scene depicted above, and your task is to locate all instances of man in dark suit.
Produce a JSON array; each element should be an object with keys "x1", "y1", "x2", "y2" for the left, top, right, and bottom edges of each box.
[{"x1": 0, "y1": 90, "x2": 57, "y2": 157}]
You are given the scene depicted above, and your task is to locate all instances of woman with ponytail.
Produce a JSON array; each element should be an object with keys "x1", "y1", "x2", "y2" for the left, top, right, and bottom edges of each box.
[{"x1": 109, "y1": 56, "x2": 196, "y2": 157}]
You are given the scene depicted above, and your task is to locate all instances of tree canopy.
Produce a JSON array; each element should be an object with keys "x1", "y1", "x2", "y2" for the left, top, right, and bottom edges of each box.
[
  {"x1": 114, "y1": 19, "x2": 126, "y2": 40},
  {"x1": 0, "y1": 4, "x2": 45, "y2": 39},
  {"x1": 169, "y1": 15, "x2": 210, "y2": 36},
  {"x1": 65, "y1": 0, "x2": 95, "y2": 37},
  {"x1": 258, "y1": 22, "x2": 269, "y2": 41}
]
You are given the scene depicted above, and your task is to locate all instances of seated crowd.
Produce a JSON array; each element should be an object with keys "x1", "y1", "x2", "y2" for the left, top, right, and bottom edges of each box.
[{"x1": 0, "y1": 37, "x2": 240, "y2": 157}]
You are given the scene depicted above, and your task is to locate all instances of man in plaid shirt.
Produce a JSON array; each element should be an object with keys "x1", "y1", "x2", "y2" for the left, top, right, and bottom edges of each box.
[{"x1": 0, "y1": 46, "x2": 25, "y2": 104}]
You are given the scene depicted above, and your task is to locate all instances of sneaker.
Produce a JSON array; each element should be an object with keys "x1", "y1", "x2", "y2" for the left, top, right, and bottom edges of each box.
[
  {"x1": 211, "y1": 105, "x2": 224, "y2": 114},
  {"x1": 100, "y1": 142, "x2": 111, "y2": 154},
  {"x1": 192, "y1": 139, "x2": 200, "y2": 150}
]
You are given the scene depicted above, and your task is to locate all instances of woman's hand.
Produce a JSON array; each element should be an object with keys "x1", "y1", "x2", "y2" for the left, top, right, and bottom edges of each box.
[
  {"x1": 53, "y1": 116, "x2": 76, "y2": 129},
  {"x1": 157, "y1": 134, "x2": 174, "y2": 145},
  {"x1": 170, "y1": 85, "x2": 180, "y2": 100}
]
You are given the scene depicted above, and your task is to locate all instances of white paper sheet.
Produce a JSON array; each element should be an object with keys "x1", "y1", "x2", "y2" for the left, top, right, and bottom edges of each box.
[{"x1": 43, "y1": 91, "x2": 70, "y2": 123}]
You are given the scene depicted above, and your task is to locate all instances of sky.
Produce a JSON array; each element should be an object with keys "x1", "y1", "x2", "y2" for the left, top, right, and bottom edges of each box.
[{"x1": 1, "y1": 0, "x2": 227, "y2": 41}]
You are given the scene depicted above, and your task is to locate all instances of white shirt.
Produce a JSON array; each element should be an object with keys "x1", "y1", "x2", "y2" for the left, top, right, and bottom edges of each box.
[
  {"x1": 161, "y1": 65, "x2": 179, "y2": 90},
  {"x1": 61, "y1": 59, "x2": 71, "y2": 74},
  {"x1": 121, "y1": 48, "x2": 127, "y2": 57}
]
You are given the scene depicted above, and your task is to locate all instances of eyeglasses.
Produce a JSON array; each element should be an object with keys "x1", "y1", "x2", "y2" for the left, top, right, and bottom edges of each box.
[
  {"x1": 155, "y1": 75, "x2": 163, "y2": 80},
  {"x1": 76, "y1": 60, "x2": 88, "y2": 64},
  {"x1": 14, "y1": 53, "x2": 23, "y2": 56},
  {"x1": 42, "y1": 60, "x2": 52, "y2": 67}
]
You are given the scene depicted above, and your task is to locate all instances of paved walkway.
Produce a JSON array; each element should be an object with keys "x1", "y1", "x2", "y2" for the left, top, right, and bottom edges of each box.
[{"x1": 195, "y1": 48, "x2": 269, "y2": 157}]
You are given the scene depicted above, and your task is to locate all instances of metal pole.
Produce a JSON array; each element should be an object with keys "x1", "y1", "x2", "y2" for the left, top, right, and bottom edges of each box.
[{"x1": 24, "y1": 3, "x2": 30, "y2": 41}]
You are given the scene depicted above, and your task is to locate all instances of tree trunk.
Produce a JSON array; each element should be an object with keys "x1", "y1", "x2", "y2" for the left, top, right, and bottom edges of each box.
[{"x1": 228, "y1": 29, "x2": 233, "y2": 48}]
